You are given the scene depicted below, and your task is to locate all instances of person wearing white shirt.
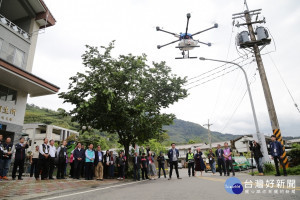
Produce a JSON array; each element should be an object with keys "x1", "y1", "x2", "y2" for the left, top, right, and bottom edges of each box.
[
  {"x1": 48, "y1": 140, "x2": 56, "y2": 179},
  {"x1": 35, "y1": 138, "x2": 50, "y2": 180}
]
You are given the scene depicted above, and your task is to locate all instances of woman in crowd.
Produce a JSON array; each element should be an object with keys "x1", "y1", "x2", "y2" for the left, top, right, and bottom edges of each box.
[
  {"x1": 103, "y1": 150, "x2": 110, "y2": 179},
  {"x1": 69, "y1": 150, "x2": 74, "y2": 178},
  {"x1": 116, "y1": 151, "x2": 125, "y2": 180},
  {"x1": 109, "y1": 151, "x2": 115, "y2": 179},
  {"x1": 194, "y1": 147, "x2": 205, "y2": 176},
  {"x1": 147, "y1": 151, "x2": 156, "y2": 180}
]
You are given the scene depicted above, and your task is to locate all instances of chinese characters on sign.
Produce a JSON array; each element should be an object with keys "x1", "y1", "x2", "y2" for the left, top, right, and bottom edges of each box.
[
  {"x1": 244, "y1": 179, "x2": 296, "y2": 195},
  {"x1": 0, "y1": 105, "x2": 16, "y2": 122}
]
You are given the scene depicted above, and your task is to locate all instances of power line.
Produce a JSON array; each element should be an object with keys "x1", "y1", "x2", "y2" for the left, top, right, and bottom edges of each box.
[
  {"x1": 268, "y1": 53, "x2": 300, "y2": 114},
  {"x1": 186, "y1": 59, "x2": 254, "y2": 90},
  {"x1": 220, "y1": 69, "x2": 258, "y2": 132},
  {"x1": 185, "y1": 57, "x2": 251, "y2": 86},
  {"x1": 187, "y1": 55, "x2": 249, "y2": 81}
]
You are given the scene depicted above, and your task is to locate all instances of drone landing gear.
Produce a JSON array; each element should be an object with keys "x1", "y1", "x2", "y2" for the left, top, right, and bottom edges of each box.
[{"x1": 175, "y1": 51, "x2": 197, "y2": 59}]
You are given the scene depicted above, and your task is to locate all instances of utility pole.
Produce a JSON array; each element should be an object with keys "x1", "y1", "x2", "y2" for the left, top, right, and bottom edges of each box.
[
  {"x1": 203, "y1": 119, "x2": 213, "y2": 149},
  {"x1": 232, "y1": 0, "x2": 286, "y2": 166}
]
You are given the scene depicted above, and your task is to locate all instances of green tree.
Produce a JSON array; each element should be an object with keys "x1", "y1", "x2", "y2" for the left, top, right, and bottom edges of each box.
[
  {"x1": 144, "y1": 139, "x2": 168, "y2": 155},
  {"x1": 188, "y1": 140, "x2": 196, "y2": 144},
  {"x1": 59, "y1": 42, "x2": 188, "y2": 169},
  {"x1": 77, "y1": 130, "x2": 109, "y2": 150}
]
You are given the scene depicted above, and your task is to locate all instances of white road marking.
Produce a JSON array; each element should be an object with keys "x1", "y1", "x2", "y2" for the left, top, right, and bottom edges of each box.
[{"x1": 43, "y1": 180, "x2": 147, "y2": 200}]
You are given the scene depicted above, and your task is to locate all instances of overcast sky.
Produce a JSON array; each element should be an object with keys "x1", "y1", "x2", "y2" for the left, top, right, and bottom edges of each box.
[{"x1": 28, "y1": 0, "x2": 300, "y2": 137}]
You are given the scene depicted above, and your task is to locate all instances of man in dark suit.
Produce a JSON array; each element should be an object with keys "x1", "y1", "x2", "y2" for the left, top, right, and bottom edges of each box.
[
  {"x1": 215, "y1": 144, "x2": 226, "y2": 176},
  {"x1": 132, "y1": 152, "x2": 141, "y2": 181},
  {"x1": 73, "y1": 142, "x2": 85, "y2": 179},
  {"x1": 167, "y1": 143, "x2": 181, "y2": 180},
  {"x1": 12, "y1": 137, "x2": 28, "y2": 180},
  {"x1": 94, "y1": 145, "x2": 104, "y2": 180}
]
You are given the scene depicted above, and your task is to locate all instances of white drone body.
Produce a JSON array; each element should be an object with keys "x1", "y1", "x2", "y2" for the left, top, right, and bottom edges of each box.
[
  {"x1": 156, "y1": 13, "x2": 218, "y2": 59},
  {"x1": 177, "y1": 39, "x2": 199, "y2": 51}
]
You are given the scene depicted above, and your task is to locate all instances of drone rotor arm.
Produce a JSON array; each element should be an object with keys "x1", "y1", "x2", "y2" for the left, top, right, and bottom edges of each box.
[
  {"x1": 156, "y1": 27, "x2": 179, "y2": 37},
  {"x1": 185, "y1": 13, "x2": 191, "y2": 36},
  {"x1": 157, "y1": 39, "x2": 180, "y2": 49},
  {"x1": 191, "y1": 23, "x2": 218, "y2": 37},
  {"x1": 197, "y1": 40, "x2": 212, "y2": 46}
]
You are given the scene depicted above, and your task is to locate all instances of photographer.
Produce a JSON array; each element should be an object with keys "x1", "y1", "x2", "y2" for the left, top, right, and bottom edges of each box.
[
  {"x1": 12, "y1": 137, "x2": 29, "y2": 180},
  {"x1": 249, "y1": 140, "x2": 264, "y2": 176}
]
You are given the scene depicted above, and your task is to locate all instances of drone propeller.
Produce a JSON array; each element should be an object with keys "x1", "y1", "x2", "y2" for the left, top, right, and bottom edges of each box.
[
  {"x1": 156, "y1": 26, "x2": 179, "y2": 38},
  {"x1": 157, "y1": 39, "x2": 180, "y2": 49},
  {"x1": 191, "y1": 23, "x2": 218, "y2": 37},
  {"x1": 197, "y1": 40, "x2": 212, "y2": 47}
]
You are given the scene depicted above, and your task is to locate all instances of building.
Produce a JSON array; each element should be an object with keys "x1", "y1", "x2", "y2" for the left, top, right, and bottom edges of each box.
[
  {"x1": 23, "y1": 123, "x2": 79, "y2": 151},
  {"x1": 286, "y1": 138, "x2": 300, "y2": 145},
  {"x1": 175, "y1": 141, "x2": 232, "y2": 166},
  {"x1": 231, "y1": 134, "x2": 272, "y2": 154},
  {"x1": 0, "y1": 0, "x2": 59, "y2": 143},
  {"x1": 176, "y1": 141, "x2": 232, "y2": 158}
]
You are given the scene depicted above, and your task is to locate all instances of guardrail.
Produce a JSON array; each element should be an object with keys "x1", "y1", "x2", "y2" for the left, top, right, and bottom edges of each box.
[{"x1": 0, "y1": 13, "x2": 31, "y2": 41}]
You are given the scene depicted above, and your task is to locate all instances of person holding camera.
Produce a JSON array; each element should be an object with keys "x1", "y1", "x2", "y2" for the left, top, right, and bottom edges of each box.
[
  {"x1": 12, "y1": 137, "x2": 29, "y2": 180},
  {"x1": 249, "y1": 140, "x2": 264, "y2": 176}
]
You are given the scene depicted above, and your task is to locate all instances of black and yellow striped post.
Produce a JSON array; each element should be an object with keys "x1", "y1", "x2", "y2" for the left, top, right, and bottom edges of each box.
[{"x1": 273, "y1": 129, "x2": 288, "y2": 168}]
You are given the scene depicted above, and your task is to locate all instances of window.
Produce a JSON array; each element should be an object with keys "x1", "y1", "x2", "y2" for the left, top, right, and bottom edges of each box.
[
  {"x1": 6, "y1": 45, "x2": 25, "y2": 68},
  {"x1": 0, "y1": 84, "x2": 17, "y2": 104}
]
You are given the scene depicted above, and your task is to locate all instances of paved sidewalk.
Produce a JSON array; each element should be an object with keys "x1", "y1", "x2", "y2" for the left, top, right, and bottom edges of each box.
[{"x1": 0, "y1": 177, "x2": 120, "y2": 199}]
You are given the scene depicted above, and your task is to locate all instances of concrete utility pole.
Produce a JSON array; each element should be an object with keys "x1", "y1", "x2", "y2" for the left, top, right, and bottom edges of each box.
[
  {"x1": 199, "y1": 57, "x2": 261, "y2": 144},
  {"x1": 203, "y1": 119, "x2": 213, "y2": 149},
  {"x1": 232, "y1": 0, "x2": 286, "y2": 166}
]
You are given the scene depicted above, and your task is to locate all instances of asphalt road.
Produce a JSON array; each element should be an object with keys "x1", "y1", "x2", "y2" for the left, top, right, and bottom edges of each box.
[{"x1": 34, "y1": 169, "x2": 299, "y2": 200}]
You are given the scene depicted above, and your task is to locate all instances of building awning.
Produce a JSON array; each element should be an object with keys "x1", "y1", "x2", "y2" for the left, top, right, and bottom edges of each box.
[
  {"x1": 0, "y1": 0, "x2": 56, "y2": 29},
  {"x1": 0, "y1": 59, "x2": 59, "y2": 97}
]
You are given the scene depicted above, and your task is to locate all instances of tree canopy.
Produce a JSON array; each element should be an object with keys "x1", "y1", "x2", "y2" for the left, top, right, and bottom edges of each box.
[{"x1": 59, "y1": 41, "x2": 188, "y2": 163}]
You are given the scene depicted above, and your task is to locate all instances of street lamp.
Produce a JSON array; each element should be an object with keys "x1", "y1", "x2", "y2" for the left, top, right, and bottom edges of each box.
[{"x1": 199, "y1": 57, "x2": 269, "y2": 162}]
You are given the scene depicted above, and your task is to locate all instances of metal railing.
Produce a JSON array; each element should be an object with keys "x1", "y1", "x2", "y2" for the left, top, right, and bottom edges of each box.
[{"x1": 0, "y1": 13, "x2": 31, "y2": 41}]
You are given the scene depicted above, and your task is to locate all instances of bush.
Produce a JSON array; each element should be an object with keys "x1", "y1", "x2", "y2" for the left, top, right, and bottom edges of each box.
[
  {"x1": 286, "y1": 165, "x2": 300, "y2": 175},
  {"x1": 264, "y1": 163, "x2": 275, "y2": 173},
  {"x1": 287, "y1": 144, "x2": 300, "y2": 166}
]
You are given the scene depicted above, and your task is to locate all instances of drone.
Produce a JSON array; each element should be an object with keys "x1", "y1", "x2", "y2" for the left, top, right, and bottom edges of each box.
[{"x1": 156, "y1": 13, "x2": 218, "y2": 59}]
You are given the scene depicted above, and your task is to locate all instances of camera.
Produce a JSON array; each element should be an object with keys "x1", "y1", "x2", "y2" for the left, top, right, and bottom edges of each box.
[{"x1": 249, "y1": 140, "x2": 253, "y2": 147}]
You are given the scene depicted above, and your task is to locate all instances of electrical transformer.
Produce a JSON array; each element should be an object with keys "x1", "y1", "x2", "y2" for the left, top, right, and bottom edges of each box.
[
  {"x1": 256, "y1": 27, "x2": 269, "y2": 40},
  {"x1": 236, "y1": 31, "x2": 250, "y2": 46}
]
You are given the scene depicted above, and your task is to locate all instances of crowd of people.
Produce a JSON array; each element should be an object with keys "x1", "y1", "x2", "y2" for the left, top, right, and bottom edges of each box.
[
  {"x1": 0, "y1": 134, "x2": 287, "y2": 181},
  {"x1": 185, "y1": 142, "x2": 235, "y2": 177}
]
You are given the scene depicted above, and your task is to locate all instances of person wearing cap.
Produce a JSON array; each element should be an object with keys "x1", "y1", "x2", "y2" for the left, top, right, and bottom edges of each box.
[
  {"x1": 186, "y1": 148, "x2": 195, "y2": 177},
  {"x1": 270, "y1": 135, "x2": 287, "y2": 176}
]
